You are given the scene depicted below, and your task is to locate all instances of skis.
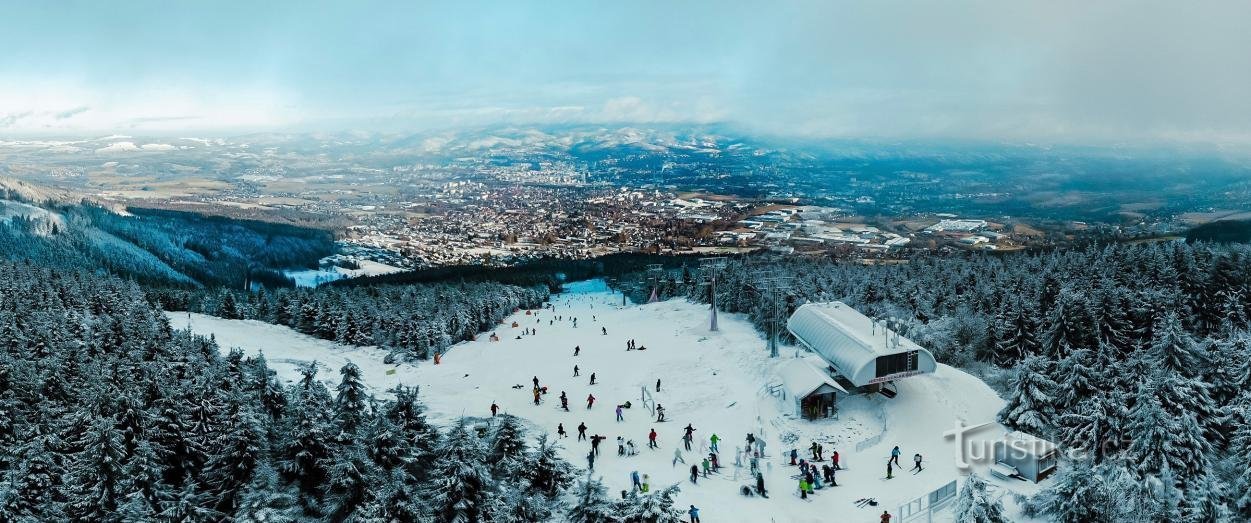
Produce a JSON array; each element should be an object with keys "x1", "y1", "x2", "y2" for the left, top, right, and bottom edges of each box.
[{"x1": 855, "y1": 498, "x2": 878, "y2": 508}]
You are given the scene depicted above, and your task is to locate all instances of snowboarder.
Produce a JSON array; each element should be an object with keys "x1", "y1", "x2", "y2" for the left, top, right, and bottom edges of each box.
[
  {"x1": 688, "y1": 505, "x2": 701, "y2": 523},
  {"x1": 912, "y1": 453, "x2": 923, "y2": 472},
  {"x1": 573, "y1": 365, "x2": 580, "y2": 377},
  {"x1": 577, "y1": 422, "x2": 587, "y2": 441},
  {"x1": 656, "y1": 404, "x2": 666, "y2": 422},
  {"x1": 574, "y1": 345, "x2": 581, "y2": 356},
  {"x1": 656, "y1": 378, "x2": 661, "y2": 392},
  {"x1": 690, "y1": 464, "x2": 699, "y2": 484},
  {"x1": 587, "y1": 394, "x2": 596, "y2": 409},
  {"x1": 890, "y1": 446, "x2": 901, "y2": 467},
  {"x1": 886, "y1": 459, "x2": 894, "y2": 479},
  {"x1": 557, "y1": 423, "x2": 567, "y2": 438},
  {"x1": 672, "y1": 448, "x2": 686, "y2": 466},
  {"x1": 490, "y1": 402, "x2": 498, "y2": 416},
  {"x1": 561, "y1": 391, "x2": 569, "y2": 411},
  {"x1": 631, "y1": 470, "x2": 642, "y2": 491},
  {"x1": 589, "y1": 373, "x2": 597, "y2": 385},
  {"x1": 710, "y1": 434, "x2": 720, "y2": 453},
  {"x1": 649, "y1": 429, "x2": 658, "y2": 448},
  {"x1": 616, "y1": 405, "x2": 624, "y2": 422}
]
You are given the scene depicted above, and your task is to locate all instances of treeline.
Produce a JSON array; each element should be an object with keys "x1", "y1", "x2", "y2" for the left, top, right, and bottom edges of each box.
[
  {"x1": 158, "y1": 281, "x2": 550, "y2": 360},
  {"x1": 0, "y1": 260, "x2": 700, "y2": 522},
  {"x1": 0, "y1": 197, "x2": 335, "y2": 288},
  {"x1": 337, "y1": 252, "x2": 704, "y2": 292},
  {"x1": 621, "y1": 242, "x2": 1251, "y2": 520}
]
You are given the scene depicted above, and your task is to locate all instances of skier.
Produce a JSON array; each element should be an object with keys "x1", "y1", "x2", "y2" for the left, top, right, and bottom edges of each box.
[
  {"x1": 890, "y1": 445, "x2": 901, "y2": 467},
  {"x1": 590, "y1": 434, "x2": 606, "y2": 456},
  {"x1": 557, "y1": 423, "x2": 567, "y2": 438},
  {"x1": 587, "y1": 451, "x2": 595, "y2": 470},
  {"x1": 587, "y1": 394, "x2": 596, "y2": 409},
  {"x1": 627, "y1": 440, "x2": 637, "y2": 455},
  {"x1": 561, "y1": 391, "x2": 569, "y2": 411},
  {"x1": 602, "y1": 326, "x2": 607, "y2": 335},
  {"x1": 616, "y1": 405, "x2": 624, "y2": 422},
  {"x1": 683, "y1": 424, "x2": 696, "y2": 451},
  {"x1": 672, "y1": 447, "x2": 686, "y2": 466},
  {"x1": 881, "y1": 510, "x2": 892, "y2": 523},
  {"x1": 574, "y1": 365, "x2": 580, "y2": 377},
  {"x1": 589, "y1": 373, "x2": 597, "y2": 385},
  {"x1": 710, "y1": 453, "x2": 720, "y2": 471},
  {"x1": 810, "y1": 441, "x2": 820, "y2": 461},
  {"x1": 912, "y1": 453, "x2": 923, "y2": 472},
  {"x1": 641, "y1": 473, "x2": 650, "y2": 493},
  {"x1": 532, "y1": 376, "x2": 540, "y2": 389},
  {"x1": 574, "y1": 345, "x2": 581, "y2": 356},
  {"x1": 631, "y1": 470, "x2": 642, "y2": 492},
  {"x1": 831, "y1": 450, "x2": 841, "y2": 470},
  {"x1": 656, "y1": 378, "x2": 661, "y2": 392},
  {"x1": 701, "y1": 457, "x2": 710, "y2": 477},
  {"x1": 578, "y1": 422, "x2": 588, "y2": 441},
  {"x1": 886, "y1": 459, "x2": 894, "y2": 479},
  {"x1": 533, "y1": 389, "x2": 541, "y2": 405},
  {"x1": 490, "y1": 402, "x2": 498, "y2": 416},
  {"x1": 750, "y1": 453, "x2": 759, "y2": 476},
  {"x1": 618, "y1": 436, "x2": 626, "y2": 456},
  {"x1": 799, "y1": 477, "x2": 809, "y2": 500},
  {"x1": 656, "y1": 404, "x2": 666, "y2": 422},
  {"x1": 790, "y1": 449, "x2": 798, "y2": 466},
  {"x1": 746, "y1": 433, "x2": 755, "y2": 448},
  {"x1": 688, "y1": 505, "x2": 701, "y2": 523},
  {"x1": 649, "y1": 429, "x2": 659, "y2": 449},
  {"x1": 756, "y1": 472, "x2": 768, "y2": 498},
  {"x1": 690, "y1": 464, "x2": 699, "y2": 484},
  {"x1": 817, "y1": 443, "x2": 824, "y2": 461},
  {"x1": 710, "y1": 434, "x2": 720, "y2": 453}
]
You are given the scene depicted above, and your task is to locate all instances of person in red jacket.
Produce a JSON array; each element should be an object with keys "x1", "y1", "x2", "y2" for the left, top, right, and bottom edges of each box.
[
  {"x1": 649, "y1": 428, "x2": 659, "y2": 448},
  {"x1": 587, "y1": 394, "x2": 596, "y2": 409}
]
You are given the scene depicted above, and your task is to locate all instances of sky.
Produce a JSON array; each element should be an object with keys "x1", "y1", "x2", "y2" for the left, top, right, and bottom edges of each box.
[{"x1": 2, "y1": 0, "x2": 1250, "y2": 145}]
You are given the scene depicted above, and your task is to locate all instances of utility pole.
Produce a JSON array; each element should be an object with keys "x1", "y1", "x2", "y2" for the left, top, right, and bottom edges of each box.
[
  {"x1": 699, "y1": 257, "x2": 728, "y2": 331},
  {"x1": 756, "y1": 276, "x2": 794, "y2": 358}
]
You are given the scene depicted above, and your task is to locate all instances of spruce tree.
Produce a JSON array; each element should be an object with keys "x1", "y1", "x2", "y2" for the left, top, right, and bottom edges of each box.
[
  {"x1": 335, "y1": 361, "x2": 368, "y2": 436},
  {"x1": 64, "y1": 417, "x2": 127, "y2": 521},
  {"x1": 1029, "y1": 461, "x2": 1112, "y2": 523},
  {"x1": 954, "y1": 473, "x2": 1007, "y2": 523},
  {"x1": 997, "y1": 356, "x2": 1057, "y2": 436},
  {"x1": 566, "y1": 475, "x2": 619, "y2": 523},
  {"x1": 429, "y1": 420, "x2": 490, "y2": 523}
]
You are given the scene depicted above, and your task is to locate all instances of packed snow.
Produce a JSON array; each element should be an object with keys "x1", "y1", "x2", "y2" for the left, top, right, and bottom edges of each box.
[
  {"x1": 168, "y1": 279, "x2": 1027, "y2": 522},
  {"x1": 284, "y1": 257, "x2": 404, "y2": 287}
]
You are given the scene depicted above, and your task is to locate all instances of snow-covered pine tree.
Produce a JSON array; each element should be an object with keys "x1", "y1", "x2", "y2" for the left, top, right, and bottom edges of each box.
[
  {"x1": 953, "y1": 473, "x2": 1007, "y2": 523},
  {"x1": 1041, "y1": 288, "x2": 1093, "y2": 360},
  {"x1": 201, "y1": 404, "x2": 265, "y2": 514},
  {"x1": 527, "y1": 434, "x2": 574, "y2": 498},
  {"x1": 566, "y1": 475, "x2": 620, "y2": 523},
  {"x1": 325, "y1": 439, "x2": 376, "y2": 521},
  {"x1": 1125, "y1": 383, "x2": 1211, "y2": 479},
  {"x1": 1055, "y1": 348, "x2": 1101, "y2": 410},
  {"x1": 279, "y1": 362, "x2": 335, "y2": 513},
  {"x1": 121, "y1": 439, "x2": 172, "y2": 515},
  {"x1": 487, "y1": 414, "x2": 530, "y2": 477},
  {"x1": 997, "y1": 356, "x2": 1058, "y2": 436},
  {"x1": 234, "y1": 464, "x2": 302, "y2": 523},
  {"x1": 1056, "y1": 393, "x2": 1125, "y2": 464},
  {"x1": 158, "y1": 479, "x2": 222, "y2": 522},
  {"x1": 64, "y1": 417, "x2": 127, "y2": 521},
  {"x1": 994, "y1": 300, "x2": 1039, "y2": 367},
  {"x1": 1028, "y1": 460, "x2": 1113, "y2": 523},
  {"x1": 1149, "y1": 312, "x2": 1202, "y2": 379},
  {"x1": 335, "y1": 361, "x2": 369, "y2": 436},
  {"x1": 429, "y1": 419, "x2": 491, "y2": 523},
  {"x1": 1181, "y1": 471, "x2": 1232, "y2": 523}
]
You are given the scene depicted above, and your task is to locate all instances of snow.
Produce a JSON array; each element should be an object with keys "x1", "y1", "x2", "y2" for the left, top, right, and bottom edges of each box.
[
  {"x1": 167, "y1": 280, "x2": 1023, "y2": 522},
  {"x1": 284, "y1": 257, "x2": 404, "y2": 287}
]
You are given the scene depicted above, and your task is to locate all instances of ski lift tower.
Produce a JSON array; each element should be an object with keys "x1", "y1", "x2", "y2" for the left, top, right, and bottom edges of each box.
[
  {"x1": 753, "y1": 276, "x2": 794, "y2": 358},
  {"x1": 646, "y1": 264, "x2": 665, "y2": 303},
  {"x1": 698, "y1": 257, "x2": 729, "y2": 332}
]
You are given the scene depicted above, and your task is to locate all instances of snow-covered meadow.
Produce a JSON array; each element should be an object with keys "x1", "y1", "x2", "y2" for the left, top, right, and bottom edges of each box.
[{"x1": 168, "y1": 279, "x2": 1019, "y2": 522}]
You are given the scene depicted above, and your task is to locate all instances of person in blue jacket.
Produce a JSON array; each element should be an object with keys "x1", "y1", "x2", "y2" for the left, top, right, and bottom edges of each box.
[{"x1": 688, "y1": 505, "x2": 701, "y2": 523}]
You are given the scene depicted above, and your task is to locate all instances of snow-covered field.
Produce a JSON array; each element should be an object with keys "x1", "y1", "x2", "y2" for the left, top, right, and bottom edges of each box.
[
  {"x1": 283, "y1": 257, "x2": 403, "y2": 287},
  {"x1": 167, "y1": 280, "x2": 1023, "y2": 522}
]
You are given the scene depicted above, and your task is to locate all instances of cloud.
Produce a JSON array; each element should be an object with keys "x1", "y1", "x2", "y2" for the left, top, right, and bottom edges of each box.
[{"x1": 54, "y1": 106, "x2": 90, "y2": 120}]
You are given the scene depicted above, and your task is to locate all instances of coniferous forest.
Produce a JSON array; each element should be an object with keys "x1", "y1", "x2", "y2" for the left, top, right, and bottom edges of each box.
[
  {"x1": 0, "y1": 261, "x2": 701, "y2": 522},
  {"x1": 619, "y1": 241, "x2": 1251, "y2": 521}
]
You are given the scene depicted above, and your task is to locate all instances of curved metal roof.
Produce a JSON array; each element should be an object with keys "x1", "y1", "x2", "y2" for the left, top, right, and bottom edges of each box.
[{"x1": 787, "y1": 302, "x2": 936, "y2": 387}]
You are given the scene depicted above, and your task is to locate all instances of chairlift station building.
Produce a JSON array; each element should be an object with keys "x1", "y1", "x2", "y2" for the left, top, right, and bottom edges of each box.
[{"x1": 787, "y1": 301, "x2": 937, "y2": 390}]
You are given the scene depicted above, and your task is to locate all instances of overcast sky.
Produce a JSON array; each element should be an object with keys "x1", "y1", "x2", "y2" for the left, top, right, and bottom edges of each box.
[{"x1": 2, "y1": 1, "x2": 1249, "y2": 145}]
